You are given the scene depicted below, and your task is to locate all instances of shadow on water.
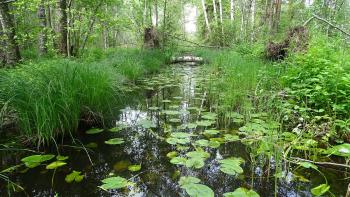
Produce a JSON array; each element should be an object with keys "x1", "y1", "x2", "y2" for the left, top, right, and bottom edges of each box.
[{"x1": 0, "y1": 64, "x2": 348, "y2": 196}]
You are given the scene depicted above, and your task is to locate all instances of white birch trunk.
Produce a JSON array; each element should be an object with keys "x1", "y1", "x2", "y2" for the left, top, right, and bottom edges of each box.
[
  {"x1": 230, "y1": 0, "x2": 235, "y2": 21},
  {"x1": 201, "y1": 0, "x2": 211, "y2": 33},
  {"x1": 212, "y1": 0, "x2": 218, "y2": 23}
]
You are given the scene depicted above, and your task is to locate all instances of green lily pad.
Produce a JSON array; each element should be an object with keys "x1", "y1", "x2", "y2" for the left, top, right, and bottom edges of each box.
[
  {"x1": 194, "y1": 139, "x2": 209, "y2": 147},
  {"x1": 128, "y1": 164, "x2": 141, "y2": 172},
  {"x1": 166, "y1": 151, "x2": 178, "y2": 158},
  {"x1": 203, "y1": 129, "x2": 220, "y2": 136},
  {"x1": 86, "y1": 128, "x2": 103, "y2": 134},
  {"x1": 21, "y1": 154, "x2": 55, "y2": 168},
  {"x1": 56, "y1": 155, "x2": 69, "y2": 161},
  {"x1": 196, "y1": 120, "x2": 215, "y2": 127},
  {"x1": 65, "y1": 171, "x2": 84, "y2": 183},
  {"x1": 170, "y1": 157, "x2": 187, "y2": 165},
  {"x1": 224, "y1": 134, "x2": 240, "y2": 142},
  {"x1": 99, "y1": 176, "x2": 129, "y2": 190},
  {"x1": 224, "y1": 187, "x2": 260, "y2": 197},
  {"x1": 105, "y1": 138, "x2": 125, "y2": 145},
  {"x1": 178, "y1": 176, "x2": 214, "y2": 197},
  {"x1": 139, "y1": 119, "x2": 156, "y2": 129},
  {"x1": 219, "y1": 157, "x2": 244, "y2": 176},
  {"x1": 46, "y1": 161, "x2": 67, "y2": 170}
]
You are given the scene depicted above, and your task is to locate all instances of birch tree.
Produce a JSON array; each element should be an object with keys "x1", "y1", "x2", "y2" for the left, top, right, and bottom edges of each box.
[
  {"x1": 201, "y1": 0, "x2": 211, "y2": 33},
  {"x1": 57, "y1": 0, "x2": 68, "y2": 56},
  {"x1": 230, "y1": 0, "x2": 235, "y2": 21}
]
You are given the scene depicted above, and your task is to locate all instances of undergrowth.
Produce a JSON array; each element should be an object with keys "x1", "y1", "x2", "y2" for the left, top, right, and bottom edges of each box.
[{"x1": 0, "y1": 48, "x2": 171, "y2": 145}]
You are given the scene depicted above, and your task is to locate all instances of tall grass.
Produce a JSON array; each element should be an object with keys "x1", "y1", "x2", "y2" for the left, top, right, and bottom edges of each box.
[
  {"x1": 193, "y1": 49, "x2": 269, "y2": 115},
  {"x1": 0, "y1": 48, "x2": 171, "y2": 145}
]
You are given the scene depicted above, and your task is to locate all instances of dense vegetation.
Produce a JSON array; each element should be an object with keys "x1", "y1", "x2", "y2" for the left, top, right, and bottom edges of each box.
[{"x1": 0, "y1": 0, "x2": 349, "y2": 196}]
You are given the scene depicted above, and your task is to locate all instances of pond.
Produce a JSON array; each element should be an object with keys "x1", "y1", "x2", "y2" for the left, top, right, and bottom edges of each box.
[{"x1": 0, "y1": 64, "x2": 348, "y2": 196}]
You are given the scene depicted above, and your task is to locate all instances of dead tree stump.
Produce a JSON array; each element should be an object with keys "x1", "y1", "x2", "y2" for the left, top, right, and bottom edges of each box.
[
  {"x1": 266, "y1": 26, "x2": 309, "y2": 60},
  {"x1": 144, "y1": 26, "x2": 159, "y2": 49}
]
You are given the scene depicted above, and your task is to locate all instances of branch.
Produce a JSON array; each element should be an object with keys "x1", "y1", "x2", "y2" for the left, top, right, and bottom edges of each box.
[
  {"x1": 0, "y1": 0, "x2": 16, "y2": 4},
  {"x1": 289, "y1": 157, "x2": 350, "y2": 169},
  {"x1": 303, "y1": 14, "x2": 350, "y2": 37}
]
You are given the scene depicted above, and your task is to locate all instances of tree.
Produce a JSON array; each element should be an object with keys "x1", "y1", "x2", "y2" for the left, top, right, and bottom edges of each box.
[
  {"x1": 38, "y1": 0, "x2": 48, "y2": 55},
  {"x1": 0, "y1": 0, "x2": 21, "y2": 65},
  {"x1": 201, "y1": 0, "x2": 211, "y2": 34},
  {"x1": 57, "y1": 0, "x2": 68, "y2": 56},
  {"x1": 230, "y1": 0, "x2": 235, "y2": 21}
]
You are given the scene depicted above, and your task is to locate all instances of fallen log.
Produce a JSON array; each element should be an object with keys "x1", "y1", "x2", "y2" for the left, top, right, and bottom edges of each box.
[{"x1": 170, "y1": 56, "x2": 204, "y2": 64}]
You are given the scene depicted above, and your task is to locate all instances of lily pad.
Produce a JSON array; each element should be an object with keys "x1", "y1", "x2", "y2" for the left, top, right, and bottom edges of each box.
[
  {"x1": 86, "y1": 128, "x2": 103, "y2": 135},
  {"x1": 194, "y1": 139, "x2": 209, "y2": 147},
  {"x1": 170, "y1": 157, "x2": 187, "y2": 165},
  {"x1": 178, "y1": 176, "x2": 214, "y2": 197},
  {"x1": 224, "y1": 188, "x2": 260, "y2": 197},
  {"x1": 56, "y1": 155, "x2": 69, "y2": 161},
  {"x1": 219, "y1": 157, "x2": 244, "y2": 176},
  {"x1": 224, "y1": 134, "x2": 240, "y2": 142},
  {"x1": 65, "y1": 171, "x2": 84, "y2": 183},
  {"x1": 196, "y1": 120, "x2": 215, "y2": 127},
  {"x1": 21, "y1": 154, "x2": 55, "y2": 168},
  {"x1": 203, "y1": 129, "x2": 220, "y2": 136},
  {"x1": 105, "y1": 138, "x2": 125, "y2": 145},
  {"x1": 46, "y1": 161, "x2": 67, "y2": 170},
  {"x1": 99, "y1": 176, "x2": 129, "y2": 190},
  {"x1": 128, "y1": 164, "x2": 141, "y2": 172},
  {"x1": 139, "y1": 119, "x2": 156, "y2": 129}
]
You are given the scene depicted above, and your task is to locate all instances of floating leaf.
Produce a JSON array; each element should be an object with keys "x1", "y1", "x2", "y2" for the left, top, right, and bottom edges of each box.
[
  {"x1": 203, "y1": 129, "x2": 220, "y2": 136},
  {"x1": 201, "y1": 112, "x2": 217, "y2": 120},
  {"x1": 224, "y1": 134, "x2": 239, "y2": 142},
  {"x1": 56, "y1": 155, "x2": 69, "y2": 161},
  {"x1": 194, "y1": 139, "x2": 209, "y2": 147},
  {"x1": 99, "y1": 176, "x2": 129, "y2": 190},
  {"x1": 196, "y1": 120, "x2": 215, "y2": 127},
  {"x1": 170, "y1": 157, "x2": 187, "y2": 165},
  {"x1": 65, "y1": 171, "x2": 84, "y2": 183},
  {"x1": 166, "y1": 151, "x2": 178, "y2": 158},
  {"x1": 148, "y1": 106, "x2": 160, "y2": 111},
  {"x1": 169, "y1": 118, "x2": 181, "y2": 123},
  {"x1": 139, "y1": 119, "x2": 156, "y2": 129},
  {"x1": 109, "y1": 125, "x2": 127, "y2": 132},
  {"x1": 21, "y1": 154, "x2": 55, "y2": 168},
  {"x1": 219, "y1": 157, "x2": 244, "y2": 176},
  {"x1": 86, "y1": 128, "x2": 103, "y2": 135},
  {"x1": 85, "y1": 142, "x2": 98, "y2": 148},
  {"x1": 166, "y1": 137, "x2": 190, "y2": 145},
  {"x1": 311, "y1": 184, "x2": 330, "y2": 196},
  {"x1": 46, "y1": 161, "x2": 67, "y2": 170},
  {"x1": 171, "y1": 132, "x2": 196, "y2": 138},
  {"x1": 128, "y1": 164, "x2": 141, "y2": 172},
  {"x1": 224, "y1": 188, "x2": 260, "y2": 197},
  {"x1": 105, "y1": 138, "x2": 125, "y2": 145},
  {"x1": 185, "y1": 158, "x2": 205, "y2": 169},
  {"x1": 178, "y1": 176, "x2": 214, "y2": 197},
  {"x1": 163, "y1": 110, "x2": 181, "y2": 115},
  {"x1": 208, "y1": 140, "x2": 221, "y2": 148}
]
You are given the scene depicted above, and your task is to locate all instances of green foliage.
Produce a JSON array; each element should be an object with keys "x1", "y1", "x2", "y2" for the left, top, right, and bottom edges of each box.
[
  {"x1": 21, "y1": 154, "x2": 55, "y2": 168},
  {"x1": 223, "y1": 188, "x2": 260, "y2": 197},
  {"x1": 65, "y1": 171, "x2": 84, "y2": 183},
  {"x1": 218, "y1": 157, "x2": 244, "y2": 176},
  {"x1": 99, "y1": 176, "x2": 130, "y2": 190},
  {"x1": 104, "y1": 138, "x2": 125, "y2": 145},
  {"x1": 178, "y1": 176, "x2": 214, "y2": 197}
]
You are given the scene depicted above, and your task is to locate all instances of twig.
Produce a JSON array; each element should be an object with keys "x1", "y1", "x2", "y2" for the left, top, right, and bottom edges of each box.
[{"x1": 289, "y1": 157, "x2": 350, "y2": 169}]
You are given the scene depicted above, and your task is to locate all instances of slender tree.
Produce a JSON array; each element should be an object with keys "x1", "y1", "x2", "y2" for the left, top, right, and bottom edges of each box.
[
  {"x1": 213, "y1": 0, "x2": 218, "y2": 24},
  {"x1": 0, "y1": 1, "x2": 21, "y2": 65},
  {"x1": 201, "y1": 0, "x2": 211, "y2": 33},
  {"x1": 57, "y1": 0, "x2": 68, "y2": 56},
  {"x1": 38, "y1": 0, "x2": 48, "y2": 55},
  {"x1": 230, "y1": 0, "x2": 235, "y2": 21}
]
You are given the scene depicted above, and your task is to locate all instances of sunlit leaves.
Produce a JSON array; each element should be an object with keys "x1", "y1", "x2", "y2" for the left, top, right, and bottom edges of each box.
[
  {"x1": 139, "y1": 119, "x2": 156, "y2": 129},
  {"x1": 178, "y1": 176, "x2": 214, "y2": 197},
  {"x1": 224, "y1": 188, "x2": 260, "y2": 197},
  {"x1": 86, "y1": 128, "x2": 103, "y2": 134},
  {"x1": 219, "y1": 157, "x2": 244, "y2": 176},
  {"x1": 196, "y1": 120, "x2": 215, "y2": 127},
  {"x1": 99, "y1": 176, "x2": 130, "y2": 190},
  {"x1": 311, "y1": 184, "x2": 330, "y2": 196},
  {"x1": 324, "y1": 143, "x2": 350, "y2": 157},
  {"x1": 128, "y1": 164, "x2": 141, "y2": 172},
  {"x1": 65, "y1": 171, "x2": 84, "y2": 183},
  {"x1": 46, "y1": 161, "x2": 67, "y2": 170},
  {"x1": 170, "y1": 157, "x2": 187, "y2": 165},
  {"x1": 21, "y1": 154, "x2": 55, "y2": 168},
  {"x1": 105, "y1": 138, "x2": 125, "y2": 145},
  {"x1": 298, "y1": 162, "x2": 318, "y2": 170}
]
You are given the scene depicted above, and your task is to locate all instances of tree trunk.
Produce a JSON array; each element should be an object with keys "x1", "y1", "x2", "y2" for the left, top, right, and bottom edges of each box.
[
  {"x1": 230, "y1": 0, "x2": 235, "y2": 21},
  {"x1": 251, "y1": 0, "x2": 256, "y2": 41},
  {"x1": 272, "y1": 0, "x2": 282, "y2": 33},
  {"x1": 38, "y1": 0, "x2": 48, "y2": 56},
  {"x1": 0, "y1": 1, "x2": 21, "y2": 65},
  {"x1": 201, "y1": 0, "x2": 211, "y2": 34},
  {"x1": 162, "y1": 0, "x2": 167, "y2": 48},
  {"x1": 155, "y1": 0, "x2": 158, "y2": 27},
  {"x1": 212, "y1": 0, "x2": 218, "y2": 24},
  {"x1": 57, "y1": 0, "x2": 68, "y2": 56},
  {"x1": 218, "y1": 0, "x2": 224, "y2": 35}
]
